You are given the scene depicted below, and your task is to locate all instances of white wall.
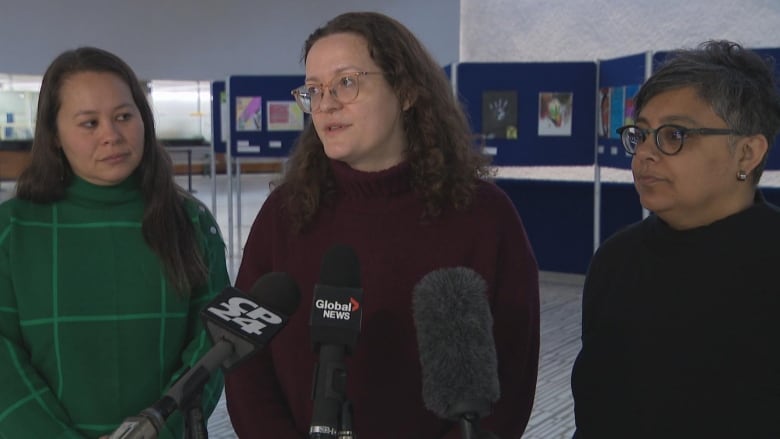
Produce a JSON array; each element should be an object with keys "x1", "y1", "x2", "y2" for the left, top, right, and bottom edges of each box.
[
  {"x1": 4, "y1": 1, "x2": 778, "y2": 81},
  {"x1": 0, "y1": 0, "x2": 460, "y2": 80},
  {"x1": 461, "y1": 0, "x2": 780, "y2": 61}
]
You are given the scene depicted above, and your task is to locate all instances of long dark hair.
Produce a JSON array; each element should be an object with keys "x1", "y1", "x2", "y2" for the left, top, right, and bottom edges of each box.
[
  {"x1": 280, "y1": 12, "x2": 491, "y2": 232},
  {"x1": 16, "y1": 46, "x2": 208, "y2": 295}
]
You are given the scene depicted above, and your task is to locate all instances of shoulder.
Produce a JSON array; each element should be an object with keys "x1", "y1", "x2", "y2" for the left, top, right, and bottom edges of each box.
[
  {"x1": 471, "y1": 179, "x2": 520, "y2": 218},
  {"x1": 182, "y1": 196, "x2": 224, "y2": 244},
  {"x1": 592, "y1": 218, "x2": 645, "y2": 264},
  {"x1": 0, "y1": 197, "x2": 49, "y2": 223},
  {"x1": 0, "y1": 197, "x2": 52, "y2": 246},
  {"x1": 252, "y1": 184, "x2": 289, "y2": 223},
  {"x1": 755, "y1": 198, "x2": 780, "y2": 222}
]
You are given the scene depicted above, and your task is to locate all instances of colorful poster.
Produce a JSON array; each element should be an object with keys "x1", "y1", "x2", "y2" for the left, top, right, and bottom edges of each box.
[
  {"x1": 236, "y1": 96, "x2": 262, "y2": 132},
  {"x1": 481, "y1": 90, "x2": 518, "y2": 139},
  {"x1": 609, "y1": 87, "x2": 625, "y2": 139},
  {"x1": 266, "y1": 101, "x2": 304, "y2": 131},
  {"x1": 598, "y1": 87, "x2": 610, "y2": 138},
  {"x1": 624, "y1": 84, "x2": 640, "y2": 126},
  {"x1": 220, "y1": 91, "x2": 229, "y2": 142},
  {"x1": 538, "y1": 92, "x2": 573, "y2": 136}
]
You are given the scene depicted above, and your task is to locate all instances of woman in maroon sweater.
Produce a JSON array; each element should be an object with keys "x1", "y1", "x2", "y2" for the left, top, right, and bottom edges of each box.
[{"x1": 225, "y1": 12, "x2": 540, "y2": 439}]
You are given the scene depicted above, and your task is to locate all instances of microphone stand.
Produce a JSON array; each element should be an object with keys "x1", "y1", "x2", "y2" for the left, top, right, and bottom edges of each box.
[
  {"x1": 458, "y1": 414, "x2": 478, "y2": 439},
  {"x1": 457, "y1": 412, "x2": 501, "y2": 439},
  {"x1": 337, "y1": 400, "x2": 355, "y2": 439},
  {"x1": 182, "y1": 389, "x2": 208, "y2": 439}
]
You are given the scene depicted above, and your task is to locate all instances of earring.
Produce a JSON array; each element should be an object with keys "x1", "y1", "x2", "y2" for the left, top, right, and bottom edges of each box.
[{"x1": 736, "y1": 170, "x2": 748, "y2": 181}]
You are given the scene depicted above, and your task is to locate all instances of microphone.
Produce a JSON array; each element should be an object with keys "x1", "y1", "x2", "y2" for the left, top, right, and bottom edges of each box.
[
  {"x1": 412, "y1": 267, "x2": 500, "y2": 439},
  {"x1": 309, "y1": 244, "x2": 363, "y2": 438},
  {"x1": 109, "y1": 272, "x2": 301, "y2": 439}
]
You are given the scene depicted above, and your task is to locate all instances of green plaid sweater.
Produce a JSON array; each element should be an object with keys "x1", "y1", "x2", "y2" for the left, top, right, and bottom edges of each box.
[{"x1": 0, "y1": 175, "x2": 229, "y2": 439}]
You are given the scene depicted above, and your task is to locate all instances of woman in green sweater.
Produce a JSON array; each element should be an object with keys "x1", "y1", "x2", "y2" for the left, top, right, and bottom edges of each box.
[{"x1": 0, "y1": 47, "x2": 229, "y2": 438}]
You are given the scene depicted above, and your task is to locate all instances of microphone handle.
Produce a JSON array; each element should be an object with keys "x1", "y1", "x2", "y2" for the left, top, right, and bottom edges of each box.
[
  {"x1": 337, "y1": 400, "x2": 355, "y2": 439},
  {"x1": 310, "y1": 344, "x2": 347, "y2": 438},
  {"x1": 183, "y1": 390, "x2": 208, "y2": 439},
  {"x1": 459, "y1": 418, "x2": 477, "y2": 439}
]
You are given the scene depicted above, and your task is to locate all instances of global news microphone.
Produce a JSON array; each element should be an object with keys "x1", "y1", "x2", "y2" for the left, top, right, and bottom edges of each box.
[{"x1": 224, "y1": 11, "x2": 540, "y2": 439}]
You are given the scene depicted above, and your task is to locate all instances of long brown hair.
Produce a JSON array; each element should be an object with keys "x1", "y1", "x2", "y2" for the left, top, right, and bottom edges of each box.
[
  {"x1": 280, "y1": 12, "x2": 491, "y2": 232},
  {"x1": 16, "y1": 46, "x2": 207, "y2": 295}
]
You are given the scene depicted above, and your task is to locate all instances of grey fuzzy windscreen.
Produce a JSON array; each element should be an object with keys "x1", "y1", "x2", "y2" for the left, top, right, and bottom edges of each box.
[{"x1": 412, "y1": 267, "x2": 500, "y2": 419}]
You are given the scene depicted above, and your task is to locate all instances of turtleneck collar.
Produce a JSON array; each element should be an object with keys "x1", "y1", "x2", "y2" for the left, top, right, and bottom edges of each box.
[
  {"x1": 645, "y1": 191, "x2": 768, "y2": 248},
  {"x1": 65, "y1": 173, "x2": 143, "y2": 207},
  {"x1": 330, "y1": 159, "x2": 412, "y2": 199}
]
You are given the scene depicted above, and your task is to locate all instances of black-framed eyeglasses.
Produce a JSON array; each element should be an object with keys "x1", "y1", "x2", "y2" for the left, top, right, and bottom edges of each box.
[
  {"x1": 290, "y1": 71, "x2": 383, "y2": 114},
  {"x1": 616, "y1": 124, "x2": 744, "y2": 156}
]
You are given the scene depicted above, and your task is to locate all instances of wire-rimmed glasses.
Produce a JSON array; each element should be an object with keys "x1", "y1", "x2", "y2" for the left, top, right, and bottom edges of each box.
[
  {"x1": 290, "y1": 71, "x2": 383, "y2": 113},
  {"x1": 616, "y1": 124, "x2": 744, "y2": 155}
]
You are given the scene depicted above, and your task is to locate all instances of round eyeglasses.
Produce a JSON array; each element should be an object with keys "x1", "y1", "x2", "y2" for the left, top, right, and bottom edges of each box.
[
  {"x1": 616, "y1": 124, "x2": 744, "y2": 155},
  {"x1": 290, "y1": 71, "x2": 383, "y2": 114}
]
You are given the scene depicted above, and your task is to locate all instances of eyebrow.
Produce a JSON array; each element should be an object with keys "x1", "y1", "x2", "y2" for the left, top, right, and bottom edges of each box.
[
  {"x1": 305, "y1": 66, "x2": 363, "y2": 83},
  {"x1": 72, "y1": 103, "x2": 135, "y2": 118},
  {"x1": 635, "y1": 114, "x2": 700, "y2": 126}
]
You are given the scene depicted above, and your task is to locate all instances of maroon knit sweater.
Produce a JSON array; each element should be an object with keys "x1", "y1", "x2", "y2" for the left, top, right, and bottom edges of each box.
[{"x1": 225, "y1": 160, "x2": 539, "y2": 439}]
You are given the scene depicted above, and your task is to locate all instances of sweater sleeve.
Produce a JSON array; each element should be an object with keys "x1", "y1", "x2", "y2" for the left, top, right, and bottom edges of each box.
[
  {"x1": 157, "y1": 203, "x2": 229, "y2": 437},
  {"x1": 0, "y1": 218, "x2": 86, "y2": 439},
  {"x1": 442, "y1": 189, "x2": 541, "y2": 439},
  {"x1": 224, "y1": 192, "x2": 304, "y2": 438}
]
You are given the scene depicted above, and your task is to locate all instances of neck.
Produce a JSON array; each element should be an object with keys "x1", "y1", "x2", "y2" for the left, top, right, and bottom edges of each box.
[{"x1": 660, "y1": 188, "x2": 756, "y2": 230}]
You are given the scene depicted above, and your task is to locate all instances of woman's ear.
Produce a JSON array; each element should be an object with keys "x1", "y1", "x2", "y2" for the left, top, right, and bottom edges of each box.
[
  {"x1": 402, "y1": 91, "x2": 416, "y2": 111},
  {"x1": 737, "y1": 133, "x2": 769, "y2": 175}
]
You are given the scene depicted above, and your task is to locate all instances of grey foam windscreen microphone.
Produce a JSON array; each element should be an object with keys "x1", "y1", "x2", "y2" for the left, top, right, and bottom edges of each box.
[{"x1": 412, "y1": 267, "x2": 500, "y2": 421}]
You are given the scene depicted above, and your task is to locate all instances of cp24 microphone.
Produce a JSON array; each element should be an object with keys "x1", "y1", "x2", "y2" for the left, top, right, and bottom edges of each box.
[
  {"x1": 309, "y1": 244, "x2": 363, "y2": 438},
  {"x1": 109, "y1": 272, "x2": 301, "y2": 439},
  {"x1": 412, "y1": 267, "x2": 501, "y2": 439}
]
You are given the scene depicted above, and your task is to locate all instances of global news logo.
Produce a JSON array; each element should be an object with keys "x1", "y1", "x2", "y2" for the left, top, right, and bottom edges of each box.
[{"x1": 315, "y1": 297, "x2": 360, "y2": 320}]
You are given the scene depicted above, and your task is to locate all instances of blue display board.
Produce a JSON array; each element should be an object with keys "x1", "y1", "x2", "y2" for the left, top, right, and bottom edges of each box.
[
  {"x1": 596, "y1": 53, "x2": 647, "y2": 169},
  {"x1": 227, "y1": 75, "x2": 306, "y2": 158},
  {"x1": 211, "y1": 81, "x2": 226, "y2": 154},
  {"x1": 456, "y1": 62, "x2": 597, "y2": 166},
  {"x1": 653, "y1": 48, "x2": 780, "y2": 171}
]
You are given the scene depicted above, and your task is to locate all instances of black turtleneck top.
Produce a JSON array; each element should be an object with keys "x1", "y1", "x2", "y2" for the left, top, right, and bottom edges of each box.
[{"x1": 572, "y1": 193, "x2": 780, "y2": 438}]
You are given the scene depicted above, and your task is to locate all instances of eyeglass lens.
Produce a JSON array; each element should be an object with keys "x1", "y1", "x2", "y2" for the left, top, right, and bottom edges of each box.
[
  {"x1": 622, "y1": 125, "x2": 684, "y2": 154},
  {"x1": 294, "y1": 74, "x2": 361, "y2": 113}
]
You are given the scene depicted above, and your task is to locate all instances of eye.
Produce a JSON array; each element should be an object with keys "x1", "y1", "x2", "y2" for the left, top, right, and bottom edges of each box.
[
  {"x1": 116, "y1": 112, "x2": 133, "y2": 121},
  {"x1": 625, "y1": 127, "x2": 645, "y2": 146},
  {"x1": 338, "y1": 75, "x2": 358, "y2": 89},
  {"x1": 304, "y1": 85, "x2": 322, "y2": 96},
  {"x1": 80, "y1": 120, "x2": 98, "y2": 128},
  {"x1": 660, "y1": 126, "x2": 686, "y2": 143}
]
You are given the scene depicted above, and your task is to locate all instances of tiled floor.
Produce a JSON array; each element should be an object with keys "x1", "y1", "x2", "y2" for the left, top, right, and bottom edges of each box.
[{"x1": 181, "y1": 173, "x2": 583, "y2": 439}]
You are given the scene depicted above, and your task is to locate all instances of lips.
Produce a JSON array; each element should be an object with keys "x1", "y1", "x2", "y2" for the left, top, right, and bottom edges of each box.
[
  {"x1": 635, "y1": 174, "x2": 667, "y2": 185},
  {"x1": 101, "y1": 152, "x2": 129, "y2": 163},
  {"x1": 327, "y1": 124, "x2": 346, "y2": 131}
]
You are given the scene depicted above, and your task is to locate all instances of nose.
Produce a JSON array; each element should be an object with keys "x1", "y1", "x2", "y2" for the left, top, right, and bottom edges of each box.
[
  {"x1": 100, "y1": 119, "x2": 123, "y2": 145},
  {"x1": 317, "y1": 87, "x2": 342, "y2": 113},
  {"x1": 632, "y1": 134, "x2": 658, "y2": 160}
]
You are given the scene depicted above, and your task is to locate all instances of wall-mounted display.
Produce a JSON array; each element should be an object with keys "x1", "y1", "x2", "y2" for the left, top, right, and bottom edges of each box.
[
  {"x1": 538, "y1": 92, "x2": 573, "y2": 136},
  {"x1": 481, "y1": 90, "x2": 518, "y2": 139},
  {"x1": 266, "y1": 101, "x2": 304, "y2": 131},
  {"x1": 236, "y1": 96, "x2": 263, "y2": 131}
]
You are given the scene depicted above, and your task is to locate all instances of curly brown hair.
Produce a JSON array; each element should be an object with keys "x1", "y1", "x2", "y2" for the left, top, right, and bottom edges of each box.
[{"x1": 279, "y1": 12, "x2": 491, "y2": 232}]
